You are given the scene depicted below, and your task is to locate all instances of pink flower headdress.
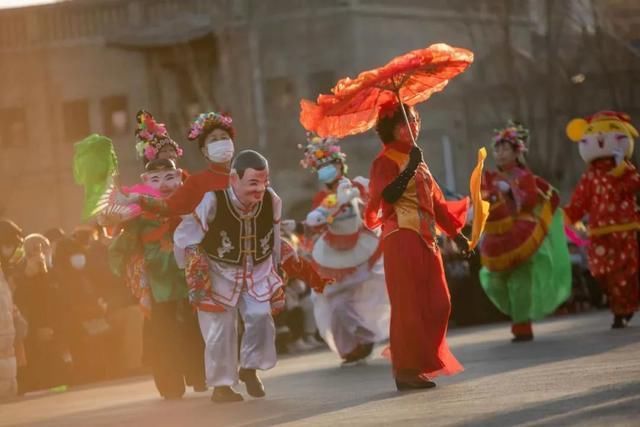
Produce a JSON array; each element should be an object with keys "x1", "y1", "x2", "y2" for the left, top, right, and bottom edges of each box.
[{"x1": 134, "y1": 110, "x2": 183, "y2": 162}]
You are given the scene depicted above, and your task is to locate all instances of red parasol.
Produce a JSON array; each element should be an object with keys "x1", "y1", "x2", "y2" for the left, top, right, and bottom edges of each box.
[{"x1": 300, "y1": 43, "x2": 473, "y2": 144}]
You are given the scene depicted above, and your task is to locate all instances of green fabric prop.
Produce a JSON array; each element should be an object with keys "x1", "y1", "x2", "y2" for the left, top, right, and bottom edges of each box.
[{"x1": 73, "y1": 134, "x2": 118, "y2": 220}]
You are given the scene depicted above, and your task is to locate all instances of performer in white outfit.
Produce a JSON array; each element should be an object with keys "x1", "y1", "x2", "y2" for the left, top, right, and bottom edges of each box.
[
  {"x1": 301, "y1": 135, "x2": 390, "y2": 364},
  {"x1": 174, "y1": 150, "x2": 284, "y2": 403}
]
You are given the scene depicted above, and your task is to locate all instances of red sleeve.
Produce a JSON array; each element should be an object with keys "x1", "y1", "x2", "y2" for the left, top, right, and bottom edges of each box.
[
  {"x1": 364, "y1": 156, "x2": 398, "y2": 228},
  {"x1": 564, "y1": 173, "x2": 591, "y2": 224},
  {"x1": 481, "y1": 170, "x2": 496, "y2": 201},
  {"x1": 431, "y1": 176, "x2": 469, "y2": 237},
  {"x1": 515, "y1": 171, "x2": 539, "y2": 212},
  {"x1": 164, "y1": 175, "x2": 204, "y2": 216},
  {"x1": 614, "y1": 162, "x2": 640, "y2": 193},
  {"x1": 280, "y1": 240, "x2": 330, "y2": 293}
]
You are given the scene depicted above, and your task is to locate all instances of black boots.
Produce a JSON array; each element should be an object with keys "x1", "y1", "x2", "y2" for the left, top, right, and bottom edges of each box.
[{"x1": 239, "y1": 368, "x2": 266, "y2": 398}]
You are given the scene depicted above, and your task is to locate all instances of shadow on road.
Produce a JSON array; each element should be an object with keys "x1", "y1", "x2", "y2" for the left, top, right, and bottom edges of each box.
[{"x1": 456, "y1": 381, "x2": 640, "y2": 427}]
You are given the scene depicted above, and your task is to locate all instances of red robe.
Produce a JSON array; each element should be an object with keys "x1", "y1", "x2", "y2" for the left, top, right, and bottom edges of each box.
[
  {"x1": 365, "y1": 141, "x2": 467, "y2": 379},
  {"x1": 564, "y1": 158, "x2": 640, "y2": 315}
]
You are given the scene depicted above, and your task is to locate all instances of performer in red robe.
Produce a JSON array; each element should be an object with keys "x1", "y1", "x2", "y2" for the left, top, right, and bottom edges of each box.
[{"x1": 365, "y1": 103, "x2": 469, "y2": 390}]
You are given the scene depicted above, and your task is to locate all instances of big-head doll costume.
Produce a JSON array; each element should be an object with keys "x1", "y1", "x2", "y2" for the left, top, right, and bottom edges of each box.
[{"x1": 564, "y1": 111, "x2": 640, "y2": 328}]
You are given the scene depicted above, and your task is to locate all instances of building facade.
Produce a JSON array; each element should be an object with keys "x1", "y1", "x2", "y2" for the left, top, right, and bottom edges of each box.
[{"x1": 1, "y1": 0, "x2": 638, "y2": 231}]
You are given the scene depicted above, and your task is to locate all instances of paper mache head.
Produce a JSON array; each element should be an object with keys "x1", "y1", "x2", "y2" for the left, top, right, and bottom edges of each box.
[{"x1": 566, "y1": 111, "x2": 638, "y2": 164}]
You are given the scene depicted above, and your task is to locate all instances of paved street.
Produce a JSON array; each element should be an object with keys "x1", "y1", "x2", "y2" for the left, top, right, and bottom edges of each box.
[{"x1": 2, "y1": 310, "x2": 639, "y2": 427}]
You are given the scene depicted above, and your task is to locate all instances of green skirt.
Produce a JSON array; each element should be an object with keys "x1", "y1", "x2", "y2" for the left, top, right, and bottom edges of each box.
[{"x1": 479, "y1": 210, "x2": 572, "y2": 323}]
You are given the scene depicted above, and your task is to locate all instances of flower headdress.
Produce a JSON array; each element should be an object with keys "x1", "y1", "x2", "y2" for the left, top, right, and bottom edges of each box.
[
  {"x1": 299, "y1": 133, "x2": 346, "y2": 172},
  {"x1": 187, "y1": 112, "x2": 235, "y2": 142},
  {"x1": 134, "y1": 110, "x2": 183, "y2": 162},
  {"x1": 492, "y1": 120, "x2": 529, "y2": 153}
]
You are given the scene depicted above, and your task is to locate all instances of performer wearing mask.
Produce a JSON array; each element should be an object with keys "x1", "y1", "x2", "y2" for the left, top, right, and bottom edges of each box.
[
  {"x1": 564, "y1": 111, "x2": 640, "y2": 328},
  {"x1": 174, "y1": 150, "x2": 330, "y2": 403},
  {"x1": 109, "y1": 158, "x2": 207, "y2": 399},
  {"x1": 119, "y1": 112, "x2": 235, "y2": 216},
  {"x1": 300, "y1": 134, "x2": 389, "y2": 364}
]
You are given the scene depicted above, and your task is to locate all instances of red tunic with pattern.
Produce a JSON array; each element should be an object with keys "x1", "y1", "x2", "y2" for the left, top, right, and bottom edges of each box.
[
  {"x1": 564, "y1": 158, "x2": 640, "y2": 315},
  {"x1": 480, "y1": 166, "x2": 558, "y2": 272},
  {"x1": 365, "y1": 141, "x2": 467, "y2": 379}
]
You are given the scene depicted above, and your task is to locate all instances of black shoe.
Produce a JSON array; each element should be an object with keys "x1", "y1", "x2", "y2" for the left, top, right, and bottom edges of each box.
[
  {"x1": 210, "y1": 386, "x2": 244, "y2": 403},
  {"x1": 343, "y1": 342, "x2": 375, "y2": 363},
  {"x1": 395, "y1": 377, "x2": 436, "y2": 391},
  {"x1": 511, "y1": 334, "x2": 534, "y2": 343},
  {"x1": 624, "y1": 313, "x2": 634, "y2": 323},
  {"x1": 612, "y1": 315, "x2": 627, "y2": 329},
  {"x1": 238, "y1": 368, "x2": 266, "y2": 398}
]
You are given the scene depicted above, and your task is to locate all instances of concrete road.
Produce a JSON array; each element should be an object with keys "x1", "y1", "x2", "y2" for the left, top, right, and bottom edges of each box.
[{"x1": 2, "y1": 311, "x2": 639, "y2": 427}]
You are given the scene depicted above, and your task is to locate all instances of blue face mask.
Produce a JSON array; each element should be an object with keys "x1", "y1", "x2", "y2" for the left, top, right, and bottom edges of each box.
[{"x1": 317, "y1": 164, "x2": 339, "y2": 184}]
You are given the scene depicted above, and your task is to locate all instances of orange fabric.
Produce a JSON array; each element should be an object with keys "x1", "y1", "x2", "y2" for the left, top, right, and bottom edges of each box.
[
  {"x1": 469, "y1": 148, "x2": 490, "y2": 250},
  {"x1": 300, "y1": 43, "x2": 473, "y2": 138}
]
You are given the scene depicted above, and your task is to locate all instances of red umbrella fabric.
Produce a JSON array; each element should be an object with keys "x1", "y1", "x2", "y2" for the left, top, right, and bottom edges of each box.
[{"x1": 300, "y1": 43, "x2": 473, "y2": 138}]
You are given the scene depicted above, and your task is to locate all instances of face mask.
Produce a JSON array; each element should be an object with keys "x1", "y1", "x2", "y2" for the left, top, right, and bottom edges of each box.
[
  {"x1": 206, "y1": 139, "x2": 235, "y2": 163},
  {"x1": 1, "y1": 245, "x2": 15, "y2": 258},
  {"x1": 317, "y1": 164, "x2": 339, "y2": 184},
  {"x1": 70, "y1": 254, "x2": 86, "y2": 270}
]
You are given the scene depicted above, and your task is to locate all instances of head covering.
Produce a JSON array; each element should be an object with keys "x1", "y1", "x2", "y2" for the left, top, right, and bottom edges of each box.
[
  {"x1": 492, "y1": 121, "x2": 529, "y2": 154},
  {"x1": 299, "y1": 133, "x2": 347, "y2": 172},
  {"x1": 566, "y1": 110, "x2": 639, "y2": 142},
  {"x1": 134, "y1": 110, "x2": 183, "y2": 162},
  {"x1": 188, "y1": 112, "x2": 235, "y2": 142}
]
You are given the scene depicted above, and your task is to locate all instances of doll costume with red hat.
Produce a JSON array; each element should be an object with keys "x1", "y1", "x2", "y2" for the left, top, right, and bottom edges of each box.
[{"x1": 564, "y1": 111, "x2": 640, "y2": 328}]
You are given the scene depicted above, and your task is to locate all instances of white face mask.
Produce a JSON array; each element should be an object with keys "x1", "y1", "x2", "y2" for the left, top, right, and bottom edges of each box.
[
  {"x1": 70, "y1": 254, "x2": 86, "y2": 270},
  {"x1": 206, "y1": 139, "x2": 235, "y2": 163}
]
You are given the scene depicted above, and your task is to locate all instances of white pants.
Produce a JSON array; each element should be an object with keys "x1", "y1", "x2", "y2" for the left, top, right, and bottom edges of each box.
[
  {"x1": 327, "y1": 286, "x2": 377, "y2": 357},
  {"x1": 197, "y1": 292, "x2": 276, "y2": 387}
]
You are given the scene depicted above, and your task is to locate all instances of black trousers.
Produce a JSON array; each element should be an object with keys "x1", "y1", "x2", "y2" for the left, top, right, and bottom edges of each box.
[{"x1": 147, "y1": 299, "x2": 206, "y2": 398}]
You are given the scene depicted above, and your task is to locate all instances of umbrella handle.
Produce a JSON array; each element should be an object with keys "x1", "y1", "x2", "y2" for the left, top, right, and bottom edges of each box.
[{"x1": 396, "y1": 94, "x2": 418, "y2": 147}]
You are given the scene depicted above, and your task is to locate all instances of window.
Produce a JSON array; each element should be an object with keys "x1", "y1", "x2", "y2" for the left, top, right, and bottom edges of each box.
[
  {"x1": 0, "y1": 107, "x2": 27, "y2": 148},
  {"x1": 101, "y1": 95, "x2": 128, "y2": 136},
  {"x1": 62, "y1": 99, "x2": 90, "y2": 143}
]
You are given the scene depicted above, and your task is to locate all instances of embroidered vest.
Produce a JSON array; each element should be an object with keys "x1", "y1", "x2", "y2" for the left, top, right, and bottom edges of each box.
[
  {"x1": 202, "y1": 190, "x2": 274, "y2": 266},
  {"x1": 384, "y1": 149, "x2": 435, "y2": 237}
]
